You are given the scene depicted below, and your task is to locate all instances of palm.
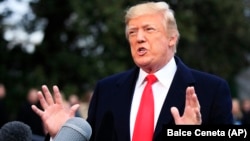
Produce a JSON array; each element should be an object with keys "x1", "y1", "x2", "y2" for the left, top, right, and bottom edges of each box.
[
  {"x1": 31, "y1": 85, "x2": 79, "y2": 137},
  {"x1": 171, "y1": 86, "x2": 201, "y2": 125}
]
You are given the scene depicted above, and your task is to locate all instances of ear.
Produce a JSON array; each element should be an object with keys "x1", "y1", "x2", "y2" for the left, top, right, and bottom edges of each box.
[{"x1": 168, "y1": 35, "x2": 178, "y2": 47}]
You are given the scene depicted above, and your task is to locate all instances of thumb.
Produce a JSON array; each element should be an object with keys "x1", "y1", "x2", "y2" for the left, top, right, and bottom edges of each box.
[
  {"x1": 69, "y1": 104, "x2": 80, "y2": 116},
  {"x1": 170, "y1": 107, "x2": 180, "y2": 122}
]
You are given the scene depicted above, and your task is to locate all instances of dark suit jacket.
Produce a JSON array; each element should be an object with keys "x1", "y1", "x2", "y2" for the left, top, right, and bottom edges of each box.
[{"x1": 87, "y1": 56, "x2": 233, "y2": 141}]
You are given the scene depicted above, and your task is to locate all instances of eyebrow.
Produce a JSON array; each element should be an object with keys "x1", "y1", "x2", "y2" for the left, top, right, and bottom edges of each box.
[{"x1": 128, "y1": 24, "x2": 156, "y2": 30}]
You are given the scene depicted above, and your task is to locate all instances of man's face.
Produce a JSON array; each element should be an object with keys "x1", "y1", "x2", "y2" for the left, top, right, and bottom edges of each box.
[{"x1": 127, "y1": 13, "x2": 176, "y2": 73}]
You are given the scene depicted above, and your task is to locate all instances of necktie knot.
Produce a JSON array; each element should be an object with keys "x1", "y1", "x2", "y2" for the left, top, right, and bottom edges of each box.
[{"x1": 146, "y1": 74, "x2": 157, "y2": 84}]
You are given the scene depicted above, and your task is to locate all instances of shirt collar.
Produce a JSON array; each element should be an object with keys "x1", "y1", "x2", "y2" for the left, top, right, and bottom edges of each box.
[{"x1": 138, "y1": 57, "x2": 177, "y2": 87}]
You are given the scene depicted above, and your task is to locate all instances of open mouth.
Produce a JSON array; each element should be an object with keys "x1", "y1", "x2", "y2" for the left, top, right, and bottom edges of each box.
[{"x1": 137, "y1": 47, "x2": 147, "y2": 55}]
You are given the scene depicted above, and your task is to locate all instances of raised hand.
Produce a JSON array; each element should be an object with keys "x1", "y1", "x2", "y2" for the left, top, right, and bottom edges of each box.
[
  {"x1": 170, "y1": 86, "x2": 202, "y2": 125},
  {"x1": 31, "y1": 85, "x2": 80, "y2": 137}
]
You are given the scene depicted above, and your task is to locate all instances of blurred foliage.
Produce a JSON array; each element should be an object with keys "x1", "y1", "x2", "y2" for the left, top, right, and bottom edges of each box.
[
  {"x1": 172, "y1": 0, "x2": 250, "y2": 95},
  {"x1": 0, "y1": 0, "x2": 250, "y2": 119}
]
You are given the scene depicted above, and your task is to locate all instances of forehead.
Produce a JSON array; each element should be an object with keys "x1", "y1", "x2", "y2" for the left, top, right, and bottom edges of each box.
[{"x1": 127, "y1": 13, "x2": 164, "y2": 28}]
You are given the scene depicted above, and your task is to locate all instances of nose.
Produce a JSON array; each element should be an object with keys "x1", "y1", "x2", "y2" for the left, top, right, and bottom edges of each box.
[{"x1": 136, "y1": 30, "x2": 145, "y2": 43}]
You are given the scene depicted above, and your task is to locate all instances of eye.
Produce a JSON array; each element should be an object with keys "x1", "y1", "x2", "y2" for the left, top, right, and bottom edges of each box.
[
  {"x1": 145, "y1": 27, "x2": 156, "y2": 32},
  {"x1": 128, "y1": 30, "x2": 137, "y2": 36}
]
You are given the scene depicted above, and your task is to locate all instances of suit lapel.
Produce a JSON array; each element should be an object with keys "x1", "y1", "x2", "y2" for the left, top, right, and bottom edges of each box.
[
  {"x1": 154, "y1": 56, "x2": 196, "y2": 139},
  {"x1": 111, "y1": 67, "x2": 139, "y2": 140}
]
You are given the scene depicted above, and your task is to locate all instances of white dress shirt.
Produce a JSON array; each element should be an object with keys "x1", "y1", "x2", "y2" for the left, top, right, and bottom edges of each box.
[{"x1": 130, "y1": 57, "x2": 177, "y2": 139}]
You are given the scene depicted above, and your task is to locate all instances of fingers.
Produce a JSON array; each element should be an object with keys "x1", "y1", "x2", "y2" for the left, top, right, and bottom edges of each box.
[
  {"x1": 186, "y1": 86, "x2": 202, "y2": 124},
  {"x1": 70, "y1": 104, "x2": 80, "y2": 116},
  {"x1": 170, "y1": 107, "x2": 180, "y2": 121},
  {"x1": 196, "y1": 110, "x2": 202, "y2": 124},
  {"x1": 42, "y1": 85, "x2": 55, "y2": 105},
  {"x1": 31, "y1": 105, "x2": 44, "y2": 117},
  {"x1": 191, "y1": 93, "x2": 201, "y2": 122},
  {"x1": 186, "y1": 86, "x2": 200, "y2": 109},
  {"x1": 185, "y1": 86, "x2": 193, "y2": 106},
  {"x1": 35, "y1": 85, "x2": 63, "y2": 111},
  {"x1": 171, "y1": 87, "x2": 202, "y2": 125},
  {"x1": 53, "y1": 85, "x2": 63, "y2": 105},
  {"x1": 189, "y1": 88, "x2": 202, "y2": 124},
  {"x1": 37, "y1": 90, "x2": 49, "y2": 110}
]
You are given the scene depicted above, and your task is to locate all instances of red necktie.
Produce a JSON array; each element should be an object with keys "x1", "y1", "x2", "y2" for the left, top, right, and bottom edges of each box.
[{"x1": 132, "y1": 74, "x2": 157, "y2": 141}]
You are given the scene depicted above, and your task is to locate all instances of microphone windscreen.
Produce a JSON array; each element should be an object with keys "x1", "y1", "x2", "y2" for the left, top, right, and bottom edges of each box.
[
  {"x1": 54, "y1": 117, "x2": 92, "y2": 141},
  {"x1": 0, "y1": 121, "x2": 32, "y2": 141}
]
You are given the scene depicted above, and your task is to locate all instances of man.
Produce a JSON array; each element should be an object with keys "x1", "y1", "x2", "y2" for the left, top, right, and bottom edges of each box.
[{"x1": 32, "y1": 1, "x2": 233, "y2": 141}]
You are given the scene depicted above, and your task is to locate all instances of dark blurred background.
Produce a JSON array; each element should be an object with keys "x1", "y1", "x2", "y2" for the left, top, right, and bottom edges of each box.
[{"x1": 0, "y1": 0, "x2": 250, "y2": 120}]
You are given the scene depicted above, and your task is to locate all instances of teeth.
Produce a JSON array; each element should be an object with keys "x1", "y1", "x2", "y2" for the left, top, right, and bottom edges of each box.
[
  {"x1": 137, "y1": 47, "x2": 146, "y2": 55},
  {"x1": 138, "y1": 48, "x2": 145, "y2": 51}
]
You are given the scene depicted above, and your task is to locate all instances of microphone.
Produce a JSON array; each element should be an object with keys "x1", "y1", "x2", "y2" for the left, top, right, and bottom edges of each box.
[
  {"x1": 0, "y1": 121, "x2": 32, "y2": 141},
  {"x1": 53, "y1": 117, "x2": 92, "y2": 141}
]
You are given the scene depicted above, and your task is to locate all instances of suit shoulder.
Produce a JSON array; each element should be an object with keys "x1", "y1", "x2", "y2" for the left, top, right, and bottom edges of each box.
[
  {"x1": 190, "y1": 68, "x2": 228, "y2": 84},
  {"x1": 98, "y1": 67, "x2": 138, "y2": 83}
]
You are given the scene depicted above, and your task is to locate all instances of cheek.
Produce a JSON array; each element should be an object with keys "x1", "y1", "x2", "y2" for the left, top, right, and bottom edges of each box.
[
  {"x1": 151, "y1": 40, "x2": 170, "y2": 56},
  {"x1": 150, "y1": 37, "x2": 167, "y2": 50},
  {"x1": 152, "y1": 47, "x2": 166, "y2": 58},
  {"x1": 130, "y1": 47, "x2": 136, "y2": 57},
  {"x1": 129, "y1": 40, "x2": 137, "y2": 52}
]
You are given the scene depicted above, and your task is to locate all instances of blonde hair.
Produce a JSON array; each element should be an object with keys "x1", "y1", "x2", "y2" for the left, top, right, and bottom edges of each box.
[{"x1": 125, "y1": 1, "x2": 180, "y2": 52}]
